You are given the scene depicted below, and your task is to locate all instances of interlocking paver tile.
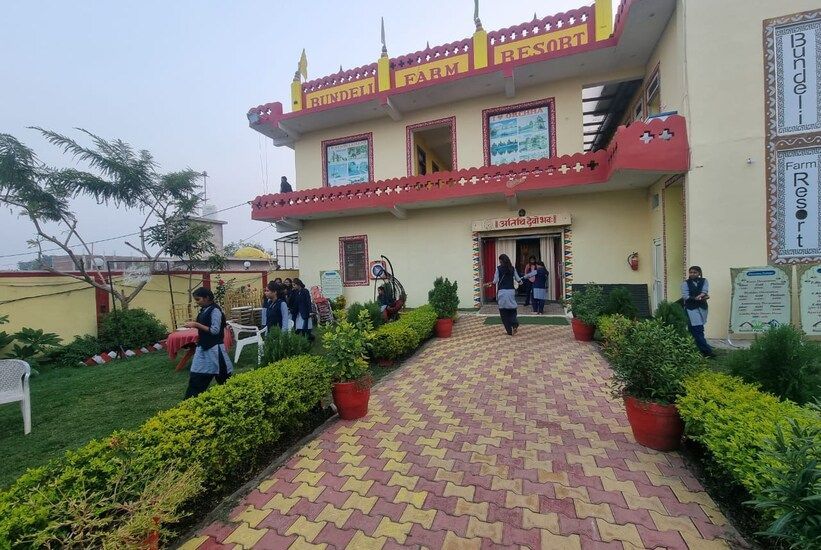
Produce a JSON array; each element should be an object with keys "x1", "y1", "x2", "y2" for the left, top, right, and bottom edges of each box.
[{"x1": 186, "y1": 318, "x2": 743, "y2": 548}]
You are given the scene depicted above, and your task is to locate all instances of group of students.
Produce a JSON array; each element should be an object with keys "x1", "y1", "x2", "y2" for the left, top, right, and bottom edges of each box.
[{"x1": 261, "y1": 277, "x2": 314, "y2": 340}]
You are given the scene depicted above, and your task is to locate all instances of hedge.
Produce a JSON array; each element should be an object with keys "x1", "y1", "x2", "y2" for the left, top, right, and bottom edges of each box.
[
  {"x1": 677, "y1": 370, "x2": 821, "y2": 496},
  {"x1": 370, "y1": 305, "x2": 436, "y2": 360},
  {"x1": 0, "y1": 355, "x2": 331, "y2": 549}
]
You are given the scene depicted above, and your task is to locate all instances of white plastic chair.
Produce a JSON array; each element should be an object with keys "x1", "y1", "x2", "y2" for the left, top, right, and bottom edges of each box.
[
  {"x1": 0, "y1": 359, "x2": 31, "y2": 435},
  {"x1": 227, "y1": 321, "x2": 267, "y2": 364}
]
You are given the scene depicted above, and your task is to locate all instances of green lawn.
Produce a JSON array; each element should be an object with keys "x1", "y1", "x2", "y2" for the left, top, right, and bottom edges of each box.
[{"x1": 0, "y1": 344, "x2": 259, "y2": 489}]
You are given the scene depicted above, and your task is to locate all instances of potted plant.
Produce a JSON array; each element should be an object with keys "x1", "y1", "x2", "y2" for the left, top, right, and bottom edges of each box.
[
  {"x1": 566, "y1": 284, "x2": 605, "y2": 341},
  {"x1": 608, "y1": 320, "x2": 703, "y2": 451},
  {"x1": 323, "y1": 310, "x2": 374, "y2": 419},
  {"x1": 428, "y1": 277, "x2": 459, "y2": 338}
]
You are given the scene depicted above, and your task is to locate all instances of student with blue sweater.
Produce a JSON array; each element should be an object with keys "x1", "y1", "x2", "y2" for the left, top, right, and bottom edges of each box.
[
  {"x1": 262, "y1": 282, "x2": 291, "y2": 333},
  {"x1": 523, "y1": 261, "x2": 549, "y2": 314},
  {"x1": 183, "y1": 287, "x2": 234, "y2": 398}
]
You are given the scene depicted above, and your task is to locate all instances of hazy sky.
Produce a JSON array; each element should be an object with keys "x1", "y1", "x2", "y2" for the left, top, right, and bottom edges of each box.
[{"x1": 0, "y1": 0, "x2": 583, "y2": 269}]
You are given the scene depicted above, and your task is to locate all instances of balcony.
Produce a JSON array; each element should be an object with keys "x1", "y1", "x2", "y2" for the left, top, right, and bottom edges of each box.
[{"x1": 251, "y1": 115, "x2": 688, "y2": 228}]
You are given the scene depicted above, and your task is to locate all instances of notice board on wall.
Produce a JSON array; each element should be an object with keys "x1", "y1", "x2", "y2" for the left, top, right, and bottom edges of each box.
[
  {"x1": 320, "y1": 270, "x2": 343, "y2": 300},
  {"x1": 729, "y1": 266, "x2": 792, "y2": 336},
  {"x1": 798, "y1": 264, "x2": 821, "y2": 338}
]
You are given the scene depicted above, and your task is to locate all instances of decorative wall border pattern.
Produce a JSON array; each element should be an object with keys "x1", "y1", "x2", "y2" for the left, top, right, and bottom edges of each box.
[
  {"x1": 321, "y1": 132, "x2": 374, "y2": 187},
  {"x1": 405, "y1": 117, "x2": 457, "y2": 176},
  {"x1": 563, "y1": 225, "x2": 573, "y2": 300},
  {"x1": 471, "y1": 232, "x2": 482, "y2": 308},
  {"x1": 481, "y1": 97, "x2": 557, "y2": 167}
]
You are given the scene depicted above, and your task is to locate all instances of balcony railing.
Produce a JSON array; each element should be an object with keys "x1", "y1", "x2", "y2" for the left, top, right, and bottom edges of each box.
[{"x1": 251, "y1": 115, "x2": 688, "y2": 223}]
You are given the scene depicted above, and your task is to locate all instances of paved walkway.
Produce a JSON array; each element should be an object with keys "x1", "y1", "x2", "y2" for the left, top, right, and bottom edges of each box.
[{"x1": 183, "y1": 316, "x2": 743, "y2": 549}]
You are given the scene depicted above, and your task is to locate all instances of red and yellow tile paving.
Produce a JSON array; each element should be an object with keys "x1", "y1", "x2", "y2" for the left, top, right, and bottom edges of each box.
[{"x1": 184, "y1": 316, "x2": 744, "y2": 549}]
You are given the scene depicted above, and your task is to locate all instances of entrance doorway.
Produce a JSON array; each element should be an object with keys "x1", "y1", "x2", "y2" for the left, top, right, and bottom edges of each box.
[{"x1": 480, "y1": 233, "x2": 563, "y2": 305}]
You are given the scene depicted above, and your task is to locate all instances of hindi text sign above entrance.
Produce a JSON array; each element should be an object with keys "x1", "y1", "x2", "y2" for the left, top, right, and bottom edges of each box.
[{"x1": 472, "y1": 214, "x2": 570, "y2": 232}]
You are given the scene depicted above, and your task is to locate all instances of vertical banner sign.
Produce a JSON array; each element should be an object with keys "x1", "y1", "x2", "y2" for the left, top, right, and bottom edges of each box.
[
  {"x1": 798, "y1": 264, "x2": 821, "y2": 337},
  {"x1": 776, "y1": 147, "x2": 821, "y2": 258},
  {"x1": 765, "y1": 10, "x2": 821, "y2": 264},
  {"x1": 729, "y1": 266, "x2": 792, "y2": 335},
  {"x1": 775, "y1": 19, "x2": 821, "y2": 135}
]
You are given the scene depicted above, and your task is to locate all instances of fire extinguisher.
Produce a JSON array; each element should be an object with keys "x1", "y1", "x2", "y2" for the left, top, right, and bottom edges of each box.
[{"x1": 627, "y1": 252, "x2": 639, "y2": 271}]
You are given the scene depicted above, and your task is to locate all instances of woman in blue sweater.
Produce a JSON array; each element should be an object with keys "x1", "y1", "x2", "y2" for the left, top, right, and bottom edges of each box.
[{"x1": 523, "y1": 261, "x2": 549, "y2": 314}]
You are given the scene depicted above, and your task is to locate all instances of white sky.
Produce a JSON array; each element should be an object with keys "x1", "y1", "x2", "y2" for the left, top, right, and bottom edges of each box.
[{"x1": 0, "y1": 0, "x2": 585, "y2": 268}]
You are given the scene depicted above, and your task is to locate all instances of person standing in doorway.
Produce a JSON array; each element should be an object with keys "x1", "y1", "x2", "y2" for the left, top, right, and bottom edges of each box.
[
  {"x1": 280, "y1": 176, "x2": 293, "y2": 193},
  {"x1": 484, "y1": 254, "x2": 522, "y2": 335},
  {"x1": 522, "y1": 255, "x2": 538, "y2": 307},
  {"x1": 292, "y1": 278, "x2": 314, "y2": 341},
  {"x1": 681, "y1": 266, "x2": 714, "y2": 357},
  {"x1": 523, "y1": 261, "x2": 549, "y2": 314},
  {"x1": 183, "y1": 287, "x2": 233, "y2": 398}
]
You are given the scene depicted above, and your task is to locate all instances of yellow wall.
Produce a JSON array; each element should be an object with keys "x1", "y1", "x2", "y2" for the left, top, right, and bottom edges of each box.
[
  {"x1": 298, "y1": 189, "x2": 656, "y2": 309},
  {"x1": 293, "y1": 66, "x2": 644, "y2": 190},
  {"x1": 664, "y1": 182, "x2": 685, "y2": 301}
]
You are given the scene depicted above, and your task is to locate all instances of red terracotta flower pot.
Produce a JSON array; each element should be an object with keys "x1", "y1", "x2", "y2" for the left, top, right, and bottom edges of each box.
[
  {"x1": 624, "y1": 396, "x2": 684, "y2": 451},
  {"x1": 332, "y1": 381, "x2": 370, "y2": 420},
  {"x1": 435, "y1": 318, "x2": 454, "y2": 338},
  {"x1": 376, "y1": 357, "x2": 395, "y2": 368},
  {"x1": 571, "y1": 318, "x2": 595, "y2": 341}
]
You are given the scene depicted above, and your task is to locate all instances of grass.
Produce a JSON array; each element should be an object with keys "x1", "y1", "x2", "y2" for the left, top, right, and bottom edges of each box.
[
  {"x1": 0, "y1": 344, "x2": 260, "y2": 489},
  {"x1": 483, "y1": 316, "x2": 568, "y2": 326}
]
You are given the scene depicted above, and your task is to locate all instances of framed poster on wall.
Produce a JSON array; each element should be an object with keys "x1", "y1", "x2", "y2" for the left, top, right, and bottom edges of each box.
[
  {"x1": 322, "y1": 133, "x2": 374, "y2": 187},
  {"x1": 483, "y1": 98, "x2": 556, "y2": 166}
]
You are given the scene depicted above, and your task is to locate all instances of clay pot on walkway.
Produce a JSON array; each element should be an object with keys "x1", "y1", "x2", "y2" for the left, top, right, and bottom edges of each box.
[
  {"x1": 435, "y1": 318, "x2": 454, "y2": 338},
  {"x1": 571, "y1": 318, "x2": 595, "y2": 341},
  {"x1": 624, "y1": 396, "x2": 684, "y2": 451},
  {"x1": 332, "y1": 381, "x2": 370, "y2": 420}
]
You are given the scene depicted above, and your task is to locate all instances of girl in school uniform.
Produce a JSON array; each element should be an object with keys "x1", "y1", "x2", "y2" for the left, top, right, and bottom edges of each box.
[
  {"x1": 523, "y1": 261, "x2": 549, "y2": 314},
  {"x1": 262, "y1": 282, "x2": 291, "y2": 333},
  {"x1": 484, "y1": 254, "x2": 522, "y2": 335},
  {"x1": 183, "y1": 287, "x2": 234, "y2": 398},
  {"x1": 291, "y1": 278, "x2": 314, "y2": 341}
]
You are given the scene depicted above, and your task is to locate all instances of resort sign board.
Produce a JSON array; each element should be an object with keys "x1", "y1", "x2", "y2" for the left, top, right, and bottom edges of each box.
[
  {"x1": 472, "y1": 213, "x2": 570, "y2": 232},
  {"x1": 798, "y1": 264, "x2": 821, "y2": 337},
  {"x1": 394, "y1": 54, "x2": 470, "y2": 88},
  {"x1": 305, "y1": 77, "x2": 376, "y2": 109},
  {"x1": 493, "y1": 24, "x2": 589, "y2": 64},
  {"x1": 729, "y1": 266, "x2": 792, "y2": 336},
  {"x1": 775, "y1": 146, "x2": 821, "y2": 260},
  {"x1": 774, "y1": 18, "x2": 820, "y2": 135}
]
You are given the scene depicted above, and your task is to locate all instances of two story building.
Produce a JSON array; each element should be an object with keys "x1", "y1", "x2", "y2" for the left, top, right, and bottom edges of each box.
[{"x1": 247, "y1": 0, "x2": 820, "y2": 338}]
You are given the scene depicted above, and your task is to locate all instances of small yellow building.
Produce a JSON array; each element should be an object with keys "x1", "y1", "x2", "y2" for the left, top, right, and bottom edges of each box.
[{"x1": 247, "y1": 0, "x2": 821, "y2": 338}]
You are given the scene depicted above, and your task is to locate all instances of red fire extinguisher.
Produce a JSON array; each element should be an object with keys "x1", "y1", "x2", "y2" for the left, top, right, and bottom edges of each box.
[{"x1": 627, "y1": 252, "x2": 639, "y2": 271}]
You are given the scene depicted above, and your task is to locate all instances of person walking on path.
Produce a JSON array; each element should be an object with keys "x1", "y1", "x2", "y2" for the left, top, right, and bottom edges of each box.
[
  {"x1": 262, "y1": 282, "x2": 290, "y2": 333},
  {"x1": 183, "y1": 287, "x2": 234, "y2": 398},
  {"x1": 681, "y1": 265, "x2": 714, "y2": 357},
  {"x1": 522, "y1": 255, "x2": 537, "y2": 307},
  {"x1": 291, "y1": 278, "x2": 314, "y2": 341},
  {"x1": 523, "y1": 261, "x2": 549, "y2": 314},
  {"x1": 485, "y1": 254, "x2": 522, "y2": 335}
]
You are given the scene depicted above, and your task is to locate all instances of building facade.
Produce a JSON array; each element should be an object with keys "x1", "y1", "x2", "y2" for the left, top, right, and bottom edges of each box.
[{"x1": 247, "y1": 0, "x2": 821, "y2": 338}]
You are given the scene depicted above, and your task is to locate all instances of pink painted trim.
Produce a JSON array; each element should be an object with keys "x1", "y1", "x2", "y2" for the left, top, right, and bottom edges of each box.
[
  {"x1": 339, "y1": 235, "x2": 370, "y2": 287},
  {"x1": 302, "y1": 63, "x2": 379, "y2": 95},
  {"x1": 251, "y1": 116, "x2": 689, "y2": 222},
  {"x1": 321, "y1": 132, "x2": 374, "y2": 188},
  {"x1": 481, "y1": 98, "x2": 557, "y2": 167},
  {"x1": 405, "y1": 116, "x2": 457, "y2": 176},
  {"x1": 0, "y1": 270, "x2": 270, "y2": 278}
]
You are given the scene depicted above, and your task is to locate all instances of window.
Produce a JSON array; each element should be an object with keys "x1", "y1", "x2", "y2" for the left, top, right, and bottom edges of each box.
[
  {"x1": 645, "y1": 67, "x2": 661, "y2": 116},
  {"x1": 482, "y1": 98, "x2": 556, "y2": 166},
  {"x1": 322, "y1": 133, "x2": 374, "y2": 187},
  {"x1": 339, "y1": 235, "x2": 369, "y2": 286},
  {"x1": 406, "y1": 117, "x2": 457, "y2": 176}
]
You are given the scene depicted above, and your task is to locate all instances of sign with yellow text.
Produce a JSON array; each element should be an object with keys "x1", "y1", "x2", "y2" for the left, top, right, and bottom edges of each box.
[
  {"x1": 493, "y1": 24, "x2": 589, "y2": 65},
  {"x1": 305, "y1": 77, "x2": 377, "y2": 109},
  {"x1": 472, "y1": 213, "x2": 570, "y2": 232},
  {"x1": 395, "y1": 54, "x2": 470, "y2": 88}
]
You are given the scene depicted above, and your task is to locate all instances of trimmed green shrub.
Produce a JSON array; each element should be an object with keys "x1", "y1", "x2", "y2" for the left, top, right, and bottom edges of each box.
[
  {"x1": 98, "y1": 308, "x2": 168, "y2": 351},
  {"x1": 608, "y1": 320, "x2": 704, "y2": 404},
  {"x1": 260, "y1": 327, "x2": 312, "y2": 366},
  {"x1": 654, "y1": 300, "x2": 689, "y2": 335},
  {"x1": 400, "y1": 305, "x2": 438, "y2": 342},
  {"x1": 746, "y1": 406, "x2": 821, "y2": 550},
  {"x1": 604, "y1": 286, "x2": 638, "y2": 319},
  {"x1": 567, "y1": 284, "x2": 605, "y2": 326},
  {"x1": 722, "y1": 325, "x2": 821, "y2": 405},
  {"x1": 45, "y1": 334, "x2": 102, "y2": 367},
  {"x1": 346, "y1": 301, "x2": 383, "y2": 328},
  {"x1": 0, "y1": 354, "x2": 331, "y2": 548},
  {"x1": 324, "y1": 310, "x2": 373, "y2": 382},
  {"x1": 678, "y1": 371, "x2": 821, "y2": 496},
  {"x1": 428, "y1": 277, "x2": 459, "y2": 319},
  {"x1": 371, "y1": 323, "x2": 420, "y2": 361},
  {"x1": 597, "y1": 314, "x2": 635, "y2": 359}
]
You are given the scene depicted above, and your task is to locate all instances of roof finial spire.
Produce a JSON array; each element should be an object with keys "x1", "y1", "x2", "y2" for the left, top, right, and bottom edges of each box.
[
  {"x1": 474, "y1": 0, "x2": 483, "y2": 31},
  {"x1": 380, "y1": 17, "x2": 388, "y2": 57},
  {"x1": 295, "y1": 48, "x2": 307, "y2": 82}
]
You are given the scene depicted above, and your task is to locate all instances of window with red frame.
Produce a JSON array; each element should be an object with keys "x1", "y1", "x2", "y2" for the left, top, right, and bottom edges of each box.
[{"x1": 339, "y1": 235, "x2": 369, "y2": 286}]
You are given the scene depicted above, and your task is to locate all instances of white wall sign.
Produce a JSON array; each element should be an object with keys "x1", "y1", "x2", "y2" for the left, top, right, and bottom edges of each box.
[
  {"x1": 122, "y1": 265, "x2": 152, "y2": 286},
  {"x1": 320, "y1": 270, "x2": 343, "y2": 300},
  {"x1": 326, "y1": 140, "x2": 370, "y2": 186},
  {"x1": 799, "y1": 264, "x2": 821, "y2": 336},
  {"x1": 775, "y1": 20, "x2": 821, "y2": 135},
  {"x1": 776, "y1": 147, "x2": 821, "y2": 259},
  {"x1": 472, "y1": 213, "x2": 570, "y2": 232},
  {"x1": 488, "y1": 106, "x2": 551, "y2": 165},
  {"x1": 729, "y1": 266, "x2": 792, "y2": 335}
]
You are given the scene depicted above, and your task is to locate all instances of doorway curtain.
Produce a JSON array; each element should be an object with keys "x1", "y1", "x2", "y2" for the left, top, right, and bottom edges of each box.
[
  {"x1": 540, "y1": 236, "x2": 558, "y2": 301},
  {"x1": 495, "y1": 238, "x2": 517, "y2": 275}
]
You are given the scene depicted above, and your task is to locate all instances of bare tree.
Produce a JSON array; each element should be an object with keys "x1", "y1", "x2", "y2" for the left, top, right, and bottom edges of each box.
[{"x1": 0, "y1": 128, "x2": 209, "y2": 309}]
